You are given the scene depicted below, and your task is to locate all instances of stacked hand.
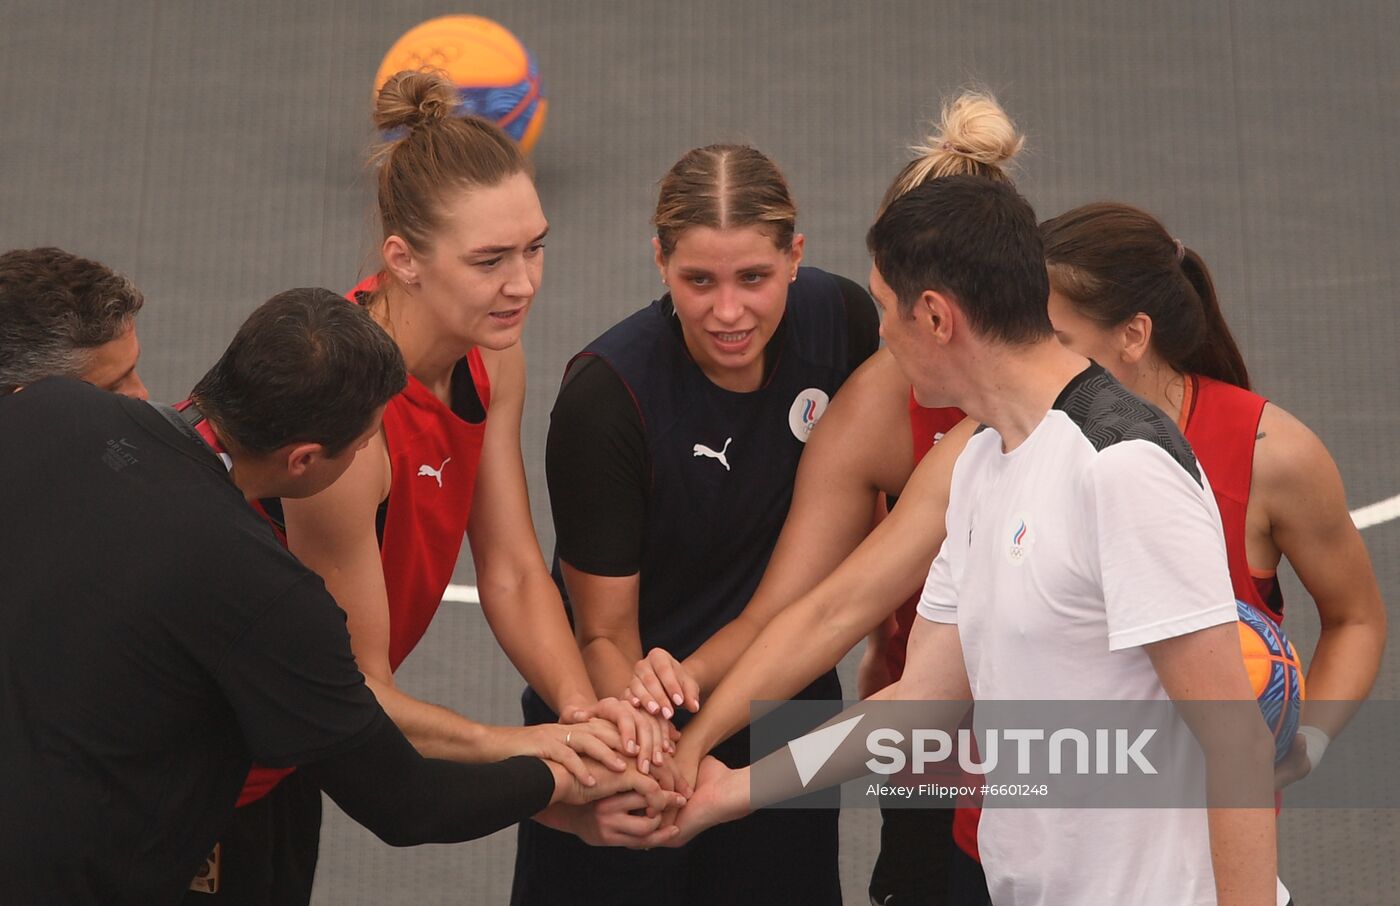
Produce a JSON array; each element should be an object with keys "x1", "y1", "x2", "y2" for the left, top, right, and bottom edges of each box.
[
  {"x1": 548, "y1": 754, "x2": 686, "y2": 818},
  {"x1": 634, "y1": 756, "x2": 749, "y2": 848},
  {"x1": 561, "y1": 695, "x2": 679, "y2": 775},
  {"x1": 625, "y1": 648, "x2": 701, "y2": 720}
]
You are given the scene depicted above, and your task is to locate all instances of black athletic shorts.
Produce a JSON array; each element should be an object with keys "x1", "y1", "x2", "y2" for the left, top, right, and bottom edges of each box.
[
  {"x1": 181, "y1": 770, "x2": 322, "y2": 906},
  {"x1": 868, "y1": 806, "x2": 958, "y2": 906}
]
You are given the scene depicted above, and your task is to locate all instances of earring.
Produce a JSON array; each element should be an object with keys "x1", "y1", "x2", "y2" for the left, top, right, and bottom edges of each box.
[{"x1": 790, "y1": 274, "x2": 797, "y2": 283}]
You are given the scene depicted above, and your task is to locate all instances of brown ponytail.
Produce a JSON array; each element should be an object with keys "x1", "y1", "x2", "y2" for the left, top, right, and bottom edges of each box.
[
  {"x1": 1178, "y1": 247, "x2": 1250, "y2": 389},
  {"x1": 1041, "y1": 202, "x2": 1250, "y2": 390}
]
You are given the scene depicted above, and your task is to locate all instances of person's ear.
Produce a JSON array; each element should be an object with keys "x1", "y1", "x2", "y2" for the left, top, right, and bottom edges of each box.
[
  {"x1": 651, "y1": 237, "x2": 669, "y2": 287},
  {"x1": 786, "y1": 233, "x2": 806, "y2": 280},
  {"x1": 922, "y1": 290, "x2": 956, "y2": 343},
  {"x1": 382, "y1": 236, "x2": 420, "y2": 288},
  {"x1": 1120, "y1": 312, "x2": 1154, "y2": 365},
  {"x1": 283, "y1": 442, "x2": 323, "y2": 479}
]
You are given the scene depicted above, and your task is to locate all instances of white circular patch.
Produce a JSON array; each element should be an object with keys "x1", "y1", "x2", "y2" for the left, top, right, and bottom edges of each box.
[{"x1": 788, "y1": 388, "x2": 830, "y2": 442}]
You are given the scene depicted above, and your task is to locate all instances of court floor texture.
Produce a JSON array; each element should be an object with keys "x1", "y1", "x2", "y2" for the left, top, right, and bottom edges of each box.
[{"x1": 2, "y1": 1, "x2": 1397, "y2": 902}]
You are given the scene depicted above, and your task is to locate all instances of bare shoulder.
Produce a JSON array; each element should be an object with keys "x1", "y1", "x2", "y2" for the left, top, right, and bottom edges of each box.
[
  {"x1": 1252, "y1": 401, "x2": 1335, "y2": 492},
  {"x1": 822, "y1": 349, "x2": 910, "y2": 434},
  {"x1": 809, "y1": 348, "x2": 916, "y2": 495},
  {"x1": 839, "y1": 347, "x2": 909, "y2": 402}
]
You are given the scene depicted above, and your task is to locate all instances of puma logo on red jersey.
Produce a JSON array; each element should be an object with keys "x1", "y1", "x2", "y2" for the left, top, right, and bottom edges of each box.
[{"x1": 416, "y1": 457, "x2": 451, "y2": 488}]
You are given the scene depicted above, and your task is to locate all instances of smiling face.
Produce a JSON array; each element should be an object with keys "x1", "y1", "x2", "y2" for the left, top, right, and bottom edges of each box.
[
  {"x1": 81, "y1": 323, "x2": 148, "y2": 399},
  {"x1": 656, "y1": 224, "x2": 804, "y2": 392},
  {"x1": 397, "y1": 172, "x2": 548, "y2": 351}
]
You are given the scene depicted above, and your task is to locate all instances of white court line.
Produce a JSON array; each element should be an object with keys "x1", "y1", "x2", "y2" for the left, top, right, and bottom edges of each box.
[
  {"x1": 1351, "y1": 493, "x2": 1400, "y2": 531},
  {"x1": 437, "y1": 495, "x2": 1399, "y2": 605},
  {"x1": 443, "y1": 583, "x2": 480, "y2": 605}
]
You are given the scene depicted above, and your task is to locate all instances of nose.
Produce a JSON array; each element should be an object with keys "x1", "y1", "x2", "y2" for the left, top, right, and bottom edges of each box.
[
  {"x1": 711, "y1": 286, "x2": 744, "y2": 325},
  {"x1": 124, "y1": 372, "x2": 150, "y2": 402},
  {"x1": 503, "y1": 255, "x2": 536, "y2": 299}
]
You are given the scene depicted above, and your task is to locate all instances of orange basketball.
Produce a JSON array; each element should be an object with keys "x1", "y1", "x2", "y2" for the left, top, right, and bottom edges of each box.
[
  {"x1": 1236, "y1": 600, "x2": 1304, "y2": 762},
  {"x1": 374, "y1": 15, "x2": 548, "y2": 154}
]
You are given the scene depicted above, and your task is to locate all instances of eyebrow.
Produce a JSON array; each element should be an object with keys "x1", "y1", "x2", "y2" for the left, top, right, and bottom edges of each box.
[
  {"x1": 465, "y1": 226, "x2": 550, "y2": 258},
  {"x1": 677, "y1": 263, "x2": 776, "y2": 276}
]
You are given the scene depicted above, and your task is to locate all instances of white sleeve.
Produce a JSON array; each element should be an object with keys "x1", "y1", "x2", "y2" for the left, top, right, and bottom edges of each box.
[
  {"x1": 916, "y1": 539, "x2": 958, "y2": 624},
  {"x1": 1092, "y1": 441, "x2": 1237, "y2": 651}
]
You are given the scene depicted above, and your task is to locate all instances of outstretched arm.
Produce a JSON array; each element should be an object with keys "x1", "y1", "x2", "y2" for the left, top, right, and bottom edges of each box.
[
  {"x1": 470, "y1": 345, "x2": 602, "y2": 720},
  {"x1": 282, "y1": 400, "x2": 618, "y2": 783},
  {"x1": 304, "y1": 713, "x2": 677, "y2": 847}
]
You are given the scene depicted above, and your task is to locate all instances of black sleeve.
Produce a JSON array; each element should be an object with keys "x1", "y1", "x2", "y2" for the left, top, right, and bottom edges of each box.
[
  {"x1": 216, "y1": 575, "x2": 387, "y2": 767},
  {"x1": 545, "y1": 356, "x2": 648, "y2": 576},
  {"x1": 833, "y1": 274, "x2": 881, "y2": 367},
  {"x1": 302, "y1": 716, "x2": 555, "y2": 846}
]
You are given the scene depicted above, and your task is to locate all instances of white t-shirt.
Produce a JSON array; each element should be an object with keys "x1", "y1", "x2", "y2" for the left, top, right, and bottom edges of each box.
[{"x1": 917, "y1": 365, "x2": 1263, "y2": 906}]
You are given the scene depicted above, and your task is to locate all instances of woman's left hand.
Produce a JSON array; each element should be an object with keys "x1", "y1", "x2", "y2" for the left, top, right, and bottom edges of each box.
[{"x1": 626, "y1": 647, "x2": 701, "y2": 720}]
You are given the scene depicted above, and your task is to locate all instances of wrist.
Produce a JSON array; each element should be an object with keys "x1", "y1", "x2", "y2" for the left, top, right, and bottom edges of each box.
[
  {"x1": 546, "y1": 761, "x2": 576, "y2": 805},
  {"x1": 552, "y1": 684, "x2": 598, "y2": 722},
  {"x1": 682, "y1": 654, "x2": 713, "y2": 695}
]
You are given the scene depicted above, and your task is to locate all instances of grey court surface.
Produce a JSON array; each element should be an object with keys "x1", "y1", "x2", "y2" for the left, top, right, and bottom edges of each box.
[{"x1": 3, "y1": 1, "x2": 1398, "y2": 902}]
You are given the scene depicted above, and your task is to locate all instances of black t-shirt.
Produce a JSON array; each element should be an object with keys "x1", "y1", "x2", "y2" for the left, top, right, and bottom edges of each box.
[
  {"x1": 0, "y1": 379, "x2": 386, "y2": 905},
  {"x1": 547, "y1": 273, "x2": 879, "y2": 575}
]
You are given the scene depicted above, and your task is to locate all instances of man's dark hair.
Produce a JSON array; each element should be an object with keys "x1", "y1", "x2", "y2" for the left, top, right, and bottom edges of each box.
[
  {"x1": 0, "y1": 247, "x2": 144, "y2": 395},
  {"x1": 866, "y1": 175, "x2": 1051, "y2": 344},
  {"x1": 191, "y1": 288, "x2": 406, "y2": 456}
]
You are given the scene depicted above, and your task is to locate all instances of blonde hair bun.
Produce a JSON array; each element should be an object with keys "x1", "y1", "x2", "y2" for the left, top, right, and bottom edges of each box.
[{"x1": 891, "y1": 90, "x2": 1025, "y2": 199}]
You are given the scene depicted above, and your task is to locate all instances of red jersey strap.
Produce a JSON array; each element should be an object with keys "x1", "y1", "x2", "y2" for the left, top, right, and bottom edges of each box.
[
  {"x1": 1182, "y1": 375, "x2": 1279, "y2": 621},
  {"x1": 884, "y1": 392, "x2": 966, "y2": 680}
]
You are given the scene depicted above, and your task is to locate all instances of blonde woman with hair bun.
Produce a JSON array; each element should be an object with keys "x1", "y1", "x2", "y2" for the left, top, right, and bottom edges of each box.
[{"x1": 665, "y1": 89, "x2": 1024, "y2": 906}]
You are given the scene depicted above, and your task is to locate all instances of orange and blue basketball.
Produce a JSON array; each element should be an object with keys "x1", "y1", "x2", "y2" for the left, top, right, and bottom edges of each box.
[
  {"x1": 1236, "y1": 600, "x2": 1304, "y2": 763},
  {"x1": 375, "y1": 15, "x2": 548, "y2": 154}
]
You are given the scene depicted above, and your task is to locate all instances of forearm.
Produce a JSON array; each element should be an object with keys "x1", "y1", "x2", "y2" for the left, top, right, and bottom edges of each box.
[
  {"x1": 684, "y1": 594, "x2": 873, "y2": 758},
  {"x1": 683, "y1": 612, "x2": 766, "y2": 696},
  {"x1": 304, "y1": 714, "x2": 555, "y2": 846},
  {"x1": 580, "y1": 634, "x2": 641, "y2": 698},
  {"x1": 484, "y1": 574, "x2": 599, "y2": 714},
  {"x1": 1205, "y1": 806, "x2": 1276, "y2": 905},
  {"x1": 1300, "y1": 618, "x2": 1387, "y2": 735},
  {"x1": 364, "y1": 673, "x2": 500, "y2": 762}
]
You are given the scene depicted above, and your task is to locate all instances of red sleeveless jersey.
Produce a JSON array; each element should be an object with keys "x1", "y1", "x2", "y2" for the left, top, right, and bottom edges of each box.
[
  {"x1": 882, "y1": 393, "x2": 965, "y2": 680},
  {"x1": 346, "y1": 275, "x2": 492, "y2": 670},
  {"x1": 1181, "y1": 375, "x2": 1278, "y2": 620},
  {"x1": 951, "y1": 373, "x2": 1275, "y2": 861}
]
